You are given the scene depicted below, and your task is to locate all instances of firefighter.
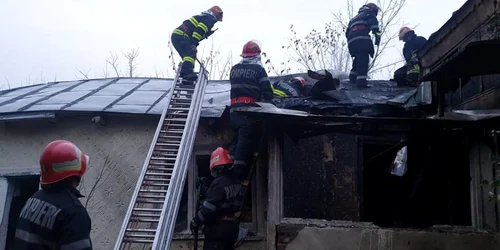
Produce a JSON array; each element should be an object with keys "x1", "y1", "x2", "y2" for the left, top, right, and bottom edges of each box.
[
  {"x1": 14, "y1": 140, "x2": 92, "y2": 250},
  {"x1": 229, "y1": 40, "x2": 273, "y2": 180},
  {"x1": 272, "y1": 76, "x2": 307, "y2": 98},
  {"x1": 346, "y1": 3, "x2": 381, "y2": 88},
  {"x1": 171, "y1": 6, "x2": 223, "y2": 84},
  {"x1": 393, "y1": 27, "x2": 428, "y2": 86},
  {"x1": 190, "y1": 147, "x2": 243, "y2": 250}
]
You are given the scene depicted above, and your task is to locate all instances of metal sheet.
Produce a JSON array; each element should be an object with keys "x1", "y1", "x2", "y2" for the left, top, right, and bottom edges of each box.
[
  {"x1": 117, "y1": 91, "x2": 165, "y2": 106},
  {"x1": 115, "y1": 78, "x2": 149, "y2": 84},
  {"x1": 71, "y1": 79, "x2": 114, "y2": 91},
  {"x1": 95, "y1": 84, "x2": 138, "y2": 96},
  {"x1": 137, "y1": 79, "x2": 173, "y2": 91},
  {"x1": 105, "y1": 104, "x2": 151, "y2": 114},
  {"x1": 0, "y1": 96, "x2": 47, "y2": 113},
  {"x1": 25, "y1": 104, "x2": 68, "y2": 111},
  {"x1": 65, "y1": 95, "x2": 120, "y2": 111},
  {"x1": 0, "y1": 84, "x2": 46, "y2": 97},
  {"x1": 39, "y1": 91, "x2": 92, "y2": 104}
]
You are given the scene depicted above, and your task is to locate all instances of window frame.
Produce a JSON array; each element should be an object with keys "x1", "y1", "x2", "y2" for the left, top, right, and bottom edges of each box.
[{"x1": 177, "y1": 150, "x2": 263, "y2": 236}]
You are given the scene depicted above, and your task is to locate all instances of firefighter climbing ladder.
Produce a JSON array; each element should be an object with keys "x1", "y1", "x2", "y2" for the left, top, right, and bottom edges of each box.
[{"x1": 114, "y1": 63, "x2": 209, "y2": 250}]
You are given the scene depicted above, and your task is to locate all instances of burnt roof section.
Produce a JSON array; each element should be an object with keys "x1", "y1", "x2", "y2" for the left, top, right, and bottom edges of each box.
[{"x1": 0, "y1": 74, "x2": 425, "y2": 121}]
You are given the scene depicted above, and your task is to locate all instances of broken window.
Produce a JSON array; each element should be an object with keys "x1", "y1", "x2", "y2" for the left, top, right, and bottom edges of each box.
[{"x1": 3, "y1": 176, "x2": 40, "y2": 250}]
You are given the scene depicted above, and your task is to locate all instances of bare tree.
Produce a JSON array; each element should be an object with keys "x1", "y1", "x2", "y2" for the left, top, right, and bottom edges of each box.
[
  {"x1": 79, "y1": 155, "x2": 116, "y2": 210},
  {"x1": 285, "y1": 0, "x2": 408, "y2": 77},
  {"x1": 105, "y1": 51, "x2": 121, "y2": 77},
  {"x1": 262, "y1": 52, "x2": 292, "y2": 76},
  {"x1": 123, "y1": 48, "x2": 140, "y2": 77},
  {"x1": 75, "y1": 67, "x2": 92, "y2": 80}
]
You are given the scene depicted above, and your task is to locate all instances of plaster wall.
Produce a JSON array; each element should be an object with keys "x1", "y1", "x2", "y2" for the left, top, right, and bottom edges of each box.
[{"x1": 0, "y1": 115, "x2": 233, "y2": 250}]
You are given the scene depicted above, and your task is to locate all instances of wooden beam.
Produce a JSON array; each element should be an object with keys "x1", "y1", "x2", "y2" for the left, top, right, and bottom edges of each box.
[{"x1": 267, "y1": 135, "x2": 283, "y2": 250}]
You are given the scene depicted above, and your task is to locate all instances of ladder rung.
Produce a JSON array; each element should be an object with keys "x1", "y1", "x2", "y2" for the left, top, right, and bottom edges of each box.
[
  {"x1": 132, "y1": 212, "x2": 161, "y2": 218},
  {"x1": 133, "y1": 208, "x2": 162, "y2": 212},
  {"x1": 148, "y1": 164, "x2": 174, "y2": 169},
  {"x1": 158, "y1": 135, "x2": 182, "y2": 139},
  {"x1": 139, "y1": 189, "x2": 167, "y2": 193},
  {"x1": 123, "y1": 238, "x2": 154, "y2": 243},
  {"x1": 155, "y1": 142, "x2": 180, "y2": 147},
  {"x1": 175, "y1": 88, "x2": 195, "y2": 92},
  {"x1": 143, "y1": 177, "x2": 170, "y2": 182},
  {"x1": 159, "y1": 130, "x2": 184, "y2": 134},
  {"x1": 164, "y1": 118, "x2": 187, "y2": 122},
  {"x1": 168, "y1": 107, "x2": 190, "y2": 111},
  {"x1": 142, "y1": 183, "x2": 169, "y2": 187},
  {"x1": 145, "y1": 172, "x2": 171, "y2": 177},
  {"x1": 124, "y1": 234, "x2": 155, "y2": 239},
  {"x1": 126, "y1": 228, "x2": 158, "y2": 233},
  {"x1": 130, "y1": 218, "x2": 161, "y2": 223},
  {"x1": 136, "y1": 199, "x2": 164, "y2": 204},
  {"x1": 162, "y1": 123, "x2": 185, "y2": 127},
  {"x1": 150, "y1": 157, "x2": 176, "y2": 161},
  {"x1": 166, "y1": 112, "x2": 188, "y2": 117}
]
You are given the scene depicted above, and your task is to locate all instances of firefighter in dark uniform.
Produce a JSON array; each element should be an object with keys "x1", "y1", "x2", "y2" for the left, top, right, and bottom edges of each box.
[
  {"x1": 190, "y1": 147, "x2": 243, "y2": 250},
  {"x1": 14, "y1": 140, "x2": 92, "y2": 250},
  {"x1": 393, "y1": 27, "x2": 427, "y2": 86},
  {"x1": 271, "y1": 76, "x2": 307, "y2": 98},
  {"x1": 171, "y1": 6, "x2": 223, "y2": 83},
  {"x1": 229, "y1": 40, "x2": 273, "y2": 181},
  {"x1": 346, "y1": 3, "x2": 381, "y2": 88}
]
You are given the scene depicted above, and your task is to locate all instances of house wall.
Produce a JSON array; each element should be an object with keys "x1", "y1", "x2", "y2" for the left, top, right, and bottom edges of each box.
[
  {"x1": 0, "y1": 114, "x2": 241, "y2": 250},
  {"x1": 276, "y1": 219, "x2": 500, "y2": 250}
]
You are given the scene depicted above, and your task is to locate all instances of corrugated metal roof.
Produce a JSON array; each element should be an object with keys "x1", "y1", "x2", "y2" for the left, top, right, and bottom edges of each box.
[
  {"x1": 0, "y1": 77, "x2": 231, "y2": 118},
  {"x1": 0, "y1": 74, "x2": 426, "y2": 120}
]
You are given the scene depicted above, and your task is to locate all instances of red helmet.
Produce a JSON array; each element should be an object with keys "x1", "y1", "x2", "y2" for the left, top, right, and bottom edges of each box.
[
  {"x1": 364, "y1": 3, "x2": 380, "y2": 15},
  {"x1": 40, "y1": 140, "x2": 89, "y2": 185},
  {"x1": 399, "y1": 26, "x2": 413, "y2": 41},
  {"x1": 293, "y1": 76, "x2": 306, "y2": 86},
  {"x1": 241, "y1": 40, "x2": 262, "y2": 57},
  {"x1": 209, "y1": 6, "x2": 223, "y2": 22},
  {"x1": 209, "y1": 147, "x2": 233, "y2": 170}
]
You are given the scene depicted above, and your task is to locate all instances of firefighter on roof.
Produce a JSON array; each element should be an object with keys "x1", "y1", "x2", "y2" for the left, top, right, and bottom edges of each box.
[
  {"x1": 14, "y1": 140, "x2": 93, "y2": 250},
  {"x1": 171, "y1": 6, "x2": 223, "y2": 83},
  {"x1": 190, "y1": 147, "x2": 243, "y2": 250},
  {"x1": 229, "y1": 40, "x2": 273, "y2": 180},
  {"x1": 272, "y1": 76, "x2": 307, "y2": 98},
  {"x1": 393, "y1": 27, "x2": 428, "y2": 86},
  {"x1": 346, "y1": 3, "x2": 381, "y2": 88}
]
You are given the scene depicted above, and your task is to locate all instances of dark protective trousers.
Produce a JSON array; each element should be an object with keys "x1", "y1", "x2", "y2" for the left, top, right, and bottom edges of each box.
[
  {"x1": 203, "y1": 220, "x2": 239, "y2": 250},
  {"x1": 229, "y1": 107, "x2": 262, "y2": 181},
  {"x1": 171, "y1": 33, "x2": 197, "y2": 76},
  {"x1": 349, "y1": 52, "x2": 370, "y2": 87},
  {"x1": 393, "y1": 65, "x2": 419, "y2": 86}
]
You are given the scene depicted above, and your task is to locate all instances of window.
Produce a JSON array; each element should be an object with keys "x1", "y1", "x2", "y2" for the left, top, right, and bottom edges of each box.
[
  {"x1": 174, "y1": 152, "x2": 263, "y2": 236},
  {"x1": 1, "y1": 175, "x2": 40, "y2": 250}
]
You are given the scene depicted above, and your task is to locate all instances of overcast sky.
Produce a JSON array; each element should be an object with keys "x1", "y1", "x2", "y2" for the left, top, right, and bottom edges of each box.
[{"x1": 1, "y1": 0, "x2": 465, "y2": 89}]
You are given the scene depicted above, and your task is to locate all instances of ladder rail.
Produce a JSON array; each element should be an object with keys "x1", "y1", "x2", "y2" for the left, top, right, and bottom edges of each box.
[
  {"x1": 113, "y1": 64, "x2": 182, "y2": 250},
  {"x1": 153, "y1": 66, "x2": 209, "y2": 250}
]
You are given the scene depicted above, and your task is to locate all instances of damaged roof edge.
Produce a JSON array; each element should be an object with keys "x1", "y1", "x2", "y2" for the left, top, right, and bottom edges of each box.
[{"x1": 419, "y1": 0, "x2": 481, "y2": 58}]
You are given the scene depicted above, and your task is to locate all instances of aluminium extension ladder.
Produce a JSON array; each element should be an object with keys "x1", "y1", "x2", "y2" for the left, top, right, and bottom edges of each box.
[{"x1": 114, "y1": 63, "x2": 209, "y2": 250}]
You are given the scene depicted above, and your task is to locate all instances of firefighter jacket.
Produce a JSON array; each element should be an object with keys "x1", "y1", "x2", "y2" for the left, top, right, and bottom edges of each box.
[
  {"x1": 403, "y1": 32, "x2": 427, "y2": 63},
  {"x1": 14, "y1": 187, "x2": 92, "y2": 250},
  {"x1": 230, "y1": 58, "x2": 274, "y2": 103},
  {"x1": 173, "y1": 13, "x2": 218, "y2": 45},
  {"x1": 345, "y1": 8, "x2": 381, "y2": 55},
  {"x1": 192, "y1": 174, "x2": 243, "y2": 226},
  {"x1": 272, "y1": 80, "x2": 305, "y2": 98}
]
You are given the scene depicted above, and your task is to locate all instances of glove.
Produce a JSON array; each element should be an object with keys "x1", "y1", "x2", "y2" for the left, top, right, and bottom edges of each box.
[
  {"x1": 374, "y1": 35, "x2": 381, "y2": 46},
  {"x1": 190, "y1": 219, "x2": 199, "y2": 233}
]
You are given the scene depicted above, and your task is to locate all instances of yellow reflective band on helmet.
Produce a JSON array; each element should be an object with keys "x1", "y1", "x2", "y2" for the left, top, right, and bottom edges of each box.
[
  {"x1": 52, "y1": 147, "x2": 82, "y2": 173},
  {"x1": 183, "y1": 56, "x2": 195, "y2": 64},
  {"x1": 189, "y1": 17, "x2": 199, "y2": 26},
  {"x1": 192, "y1": 32, "x2": 203, "y2": 41},
  {"x1": 210, "y1": 155, "x2": 219, "y2": 166},
  {"x1": 197, "y1": 23, "x2": 209, "y2": 33}
]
